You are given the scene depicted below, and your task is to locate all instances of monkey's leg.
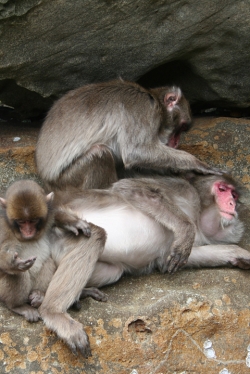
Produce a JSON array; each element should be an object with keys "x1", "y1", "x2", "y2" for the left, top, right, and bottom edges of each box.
[
  {"x1": 39, "y1": 224, "x2": 106, "y2": 357},
  {"x1": 48, "y1": 144, "x2": 118, "y2": 191},
  {"x1": 186, "y1": 245, "x2": 250, "y2": 269},
  {"x1": 86, "y1": 261, "x2": 125, "y2": 288},
  {"x1": 1, "y1": 272, "x2": 41, "y2": 322},
  {"x1": 112, "y1": 179, "x2": 195, "y2": 273}
]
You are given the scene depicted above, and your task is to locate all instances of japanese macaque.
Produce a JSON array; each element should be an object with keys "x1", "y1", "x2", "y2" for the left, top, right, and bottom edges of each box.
[
  {"x1": 36, "y1": 79, "x2": 220, "y2": 192},
  {"x1": 0, "y1": 180, "x2": 106, "y2": 333},
  {"x1": 52, "y1": 173, "x2": 250, "y2": 286},
  {"x1": 37, "y1": 173, "x2": 250, "y2": 356}
]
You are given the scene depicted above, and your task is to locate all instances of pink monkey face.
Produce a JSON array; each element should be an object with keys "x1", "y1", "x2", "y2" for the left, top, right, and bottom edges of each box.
[{"x1": 212, "y1": 181, "x2": 238, "y2": 220}]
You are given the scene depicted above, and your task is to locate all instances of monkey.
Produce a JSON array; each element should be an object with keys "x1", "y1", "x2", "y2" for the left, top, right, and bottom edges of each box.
[
  {"x1": 36, "y1": 79, "x2": 221, "y2": 192},
  {"x1": 57, "y1": 173, "x2": 250, "y2": 282},
  {"x1": 0, "y1": 180, "x2": 107, "y2": 330},
  {"x1": 37, "y1": 173, "x2": 250, "y2": 356}
]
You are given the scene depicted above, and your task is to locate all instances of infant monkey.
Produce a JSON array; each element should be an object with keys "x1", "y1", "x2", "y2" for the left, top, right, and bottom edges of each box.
[{"x1": 0, "y1": 180, "x2": 106, "y2": 323}]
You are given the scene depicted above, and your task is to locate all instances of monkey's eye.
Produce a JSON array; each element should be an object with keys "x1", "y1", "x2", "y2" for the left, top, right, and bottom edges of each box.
[
  {"x1": 231, "y1": 190, "x2": 238, "y2": 200},
  {"x1": 218, "y1": 185, "x2": 227, "y2": 192},
  {"x1": 217, "y1": 183, "x2": 238, "y2": 200},
  {"x1": 17, "y1": 219, "x2": 39, "y2": 225},
  {"x1": 168, "y1": 95, "x2": 176, "y2": 102}
]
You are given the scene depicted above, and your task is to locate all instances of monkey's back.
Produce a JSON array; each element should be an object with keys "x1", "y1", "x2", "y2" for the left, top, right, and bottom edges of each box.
[{"x1": 36, "y1": 80, "x2": 161, "y2": 182}]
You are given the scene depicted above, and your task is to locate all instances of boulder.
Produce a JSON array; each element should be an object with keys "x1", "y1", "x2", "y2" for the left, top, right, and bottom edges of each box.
[{"x1": 0, "y1": 0, "x2": 250, "y2": 116}]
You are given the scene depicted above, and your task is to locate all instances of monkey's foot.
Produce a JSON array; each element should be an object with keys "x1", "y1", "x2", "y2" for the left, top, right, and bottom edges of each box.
[
  {"x1": 12, "y1": 304, "x2": 41, "y2": 322},
  {"x1": 230, "y1": 257, "x2": 250, "y2": 269},
  {"x1": 80, "y1": 287, "x2": 108, "y2": 302},
  {"x1": 29, "y1": 289, "x2": 45, "y2": 308},
  {"x1": 39, "y1": 310, "x2": 92, "y2": 357}
]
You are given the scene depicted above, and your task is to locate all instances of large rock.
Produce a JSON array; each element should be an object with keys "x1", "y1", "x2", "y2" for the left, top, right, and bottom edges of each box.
[
  {"x1": 1, "y1": 116, "x2": 250, "y2": 373},
  {"x1": 0, "y1": 0, "x2": 250, "y2": 116}
]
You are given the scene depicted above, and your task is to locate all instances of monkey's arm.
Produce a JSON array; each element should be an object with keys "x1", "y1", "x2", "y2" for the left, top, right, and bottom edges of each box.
[
  {"x1": 185, "y1": 245, "x2": 250, "y2": 269},
  {"x1": 0, "y1": 250, "x2": 36, "y2": 275},
  {"x1": 39, "y1": 224, "x2": 106, "y2": 357},
  {"x1": 111, "y1": 178, "x2": 195, "y2": 273},
  {"x1": 122, "y1": 139, "x2": 222, "y2": 175},
  {"x1": 54, "y1": 206, "x2": 91, "y2": 237}
]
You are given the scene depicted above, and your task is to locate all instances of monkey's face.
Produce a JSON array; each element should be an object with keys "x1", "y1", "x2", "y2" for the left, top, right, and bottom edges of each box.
[
  {"x1": 13, "y1": 218, "x2": 45, "y2": 241},
  {"x1": 160, "y1": 89, "x2": 192, "y2": 148},
  {"x1": 199, "y1": 179, "x2": 239, "y2": 238},
  {"x1": 212, "y1": 181, "x2": 238, "y2": 221}
]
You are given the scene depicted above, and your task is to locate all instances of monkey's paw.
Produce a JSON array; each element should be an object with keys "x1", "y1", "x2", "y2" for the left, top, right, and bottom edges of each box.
[
  {"x1": 64, "y1": 219, "x2": 91, "y2": 237},
  {"x1": 40, "y1": 311, "x2": 92, "y2": 357},
  {"x1": 80, "y1": 287, "x2": 108, "y2": 302},
  {"x1": 13, "y1": 253, "x2": 36, "y2": 271},
  {"x1": 65, "y1": 321, "x2": 92, "y2": 357},
  {"x1": 163, "y1": 250, "x2": 191, "y2": 274},
  {"x1": 230, "y1": 257, "x2": 250, "y2": 270},
  {"x1": 29, "y1": 289, "x2": 45, "y2": 308},
  {"x1": 15, "y1": 306, "x2": 41, "y2": 322}
]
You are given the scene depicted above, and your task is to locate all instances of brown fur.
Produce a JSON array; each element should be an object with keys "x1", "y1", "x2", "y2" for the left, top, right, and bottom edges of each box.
[
  {"x1": 36, "y1": 79, "x2": 219, "y2": 193},
  {"x1": 0, "y1": 180, "x2": 108, "y2": 357},
  {"x1": 21, "y1": 174, "x2": 250, "y2": 356}
]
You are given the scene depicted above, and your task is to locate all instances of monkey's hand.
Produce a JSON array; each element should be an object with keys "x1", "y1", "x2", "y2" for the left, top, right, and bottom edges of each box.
[
  {"x1": 12, "y1": 252, "x2": 36, "y2": 271},
  {"x1": 63, "y1": 219, "x2": 91, "y2": 237},
  {"x1": 165, "y1": 249, "x2": 191, "y2": 274},
  {"x1": 54, "y1": 207, "x2": 91, "y2": 237},
  {"x1": 29, "y1": 289, "x2": 45, "y2": 308},
  {"x1": 190, "y1": 158, "x2": 224, "y2": 176}
]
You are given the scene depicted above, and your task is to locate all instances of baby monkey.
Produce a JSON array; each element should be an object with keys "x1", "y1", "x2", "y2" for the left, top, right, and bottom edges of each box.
[{"x1": 0, "y1": 180, "x2": 105, "y2": 325}]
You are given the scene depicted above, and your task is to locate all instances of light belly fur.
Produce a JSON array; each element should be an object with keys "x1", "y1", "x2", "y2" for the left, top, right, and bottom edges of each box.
[{"x1": 78, "y1": 206, "x2": 173, "y2": 268}]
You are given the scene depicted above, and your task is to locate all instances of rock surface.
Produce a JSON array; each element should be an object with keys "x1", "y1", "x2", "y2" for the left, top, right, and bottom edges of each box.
[
  {"x1": 0, "y1": 1, "x2": 250, "y2": 116},
  {"x1": 1, "y1": 116, "x2": 250, "y2": 373}
]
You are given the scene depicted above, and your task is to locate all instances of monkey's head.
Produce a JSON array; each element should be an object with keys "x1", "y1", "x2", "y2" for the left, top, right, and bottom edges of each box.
[
  {"x1": 156, "y1": 86, "x2": 192, "y2": 148},
  {"x1": 189, "y1": 174, "x2": 244, "y2": 242},
  {"x1": 0, "y1": 180, "x2": 54, "y2": 241}
]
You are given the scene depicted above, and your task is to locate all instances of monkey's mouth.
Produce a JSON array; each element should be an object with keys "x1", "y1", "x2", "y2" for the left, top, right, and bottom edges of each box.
[
  {"x1": 220, "y1": 211, "x2": 235, "y2": 220},
  {"x1": 168, "y1": 134, "x2": 180, "y2": 149},
  {"x1": 19, "y1": 227, "x2": 37, "y2": 239}
]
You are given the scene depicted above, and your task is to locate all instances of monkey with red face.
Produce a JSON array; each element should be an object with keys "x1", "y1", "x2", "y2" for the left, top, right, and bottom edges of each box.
[
  {"x1": 37, "y1": 172, "x2": 250, "y2": 357},
  {"x1": 54, "y1": 173, "x2": 249, "y2": 283},
  {"x1": 36, "y1": 79, "x2": 221, "y2": 192}
]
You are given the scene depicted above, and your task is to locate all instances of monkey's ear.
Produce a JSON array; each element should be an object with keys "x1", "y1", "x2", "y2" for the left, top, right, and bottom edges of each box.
[
  {"x1": 46, "y1": 192, "x2": 54, "y2": 202},
  {"x1": 164, "y1": 87, "x2": 182, "y2": 111},
  {"x1": 0, "y1": 197, "x2": 7, "y2": 209}
]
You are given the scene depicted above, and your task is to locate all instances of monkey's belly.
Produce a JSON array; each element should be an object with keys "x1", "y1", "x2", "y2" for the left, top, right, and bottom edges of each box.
[{"x1": 81, "y1": 207, "x2": 173, "y2": 268}]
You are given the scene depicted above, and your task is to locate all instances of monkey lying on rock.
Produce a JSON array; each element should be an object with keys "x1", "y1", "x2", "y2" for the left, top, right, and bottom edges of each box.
[{"x1": 38, "y1": 172, "x2": 250, "y2": 356}]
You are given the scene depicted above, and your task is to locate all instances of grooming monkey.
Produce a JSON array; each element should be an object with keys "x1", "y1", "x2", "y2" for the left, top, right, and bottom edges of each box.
[
  {"x1": 36, "y1": 79, "x2": 221, "y2": 192},
  {"x1": 0, "y1": 180, "x2": 106, "y2": 335},
  {"x1": 38, "y1": 173, "x2": 250, "y2": 357}
]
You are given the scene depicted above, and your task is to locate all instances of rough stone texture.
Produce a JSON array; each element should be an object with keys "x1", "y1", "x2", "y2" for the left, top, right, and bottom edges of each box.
[
  {"x1": 1, "y1": 116, "x2": 250, "y2": 373},
  {"x1": 0, "y1": 0, "x2": 250, "y2": 116}
]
